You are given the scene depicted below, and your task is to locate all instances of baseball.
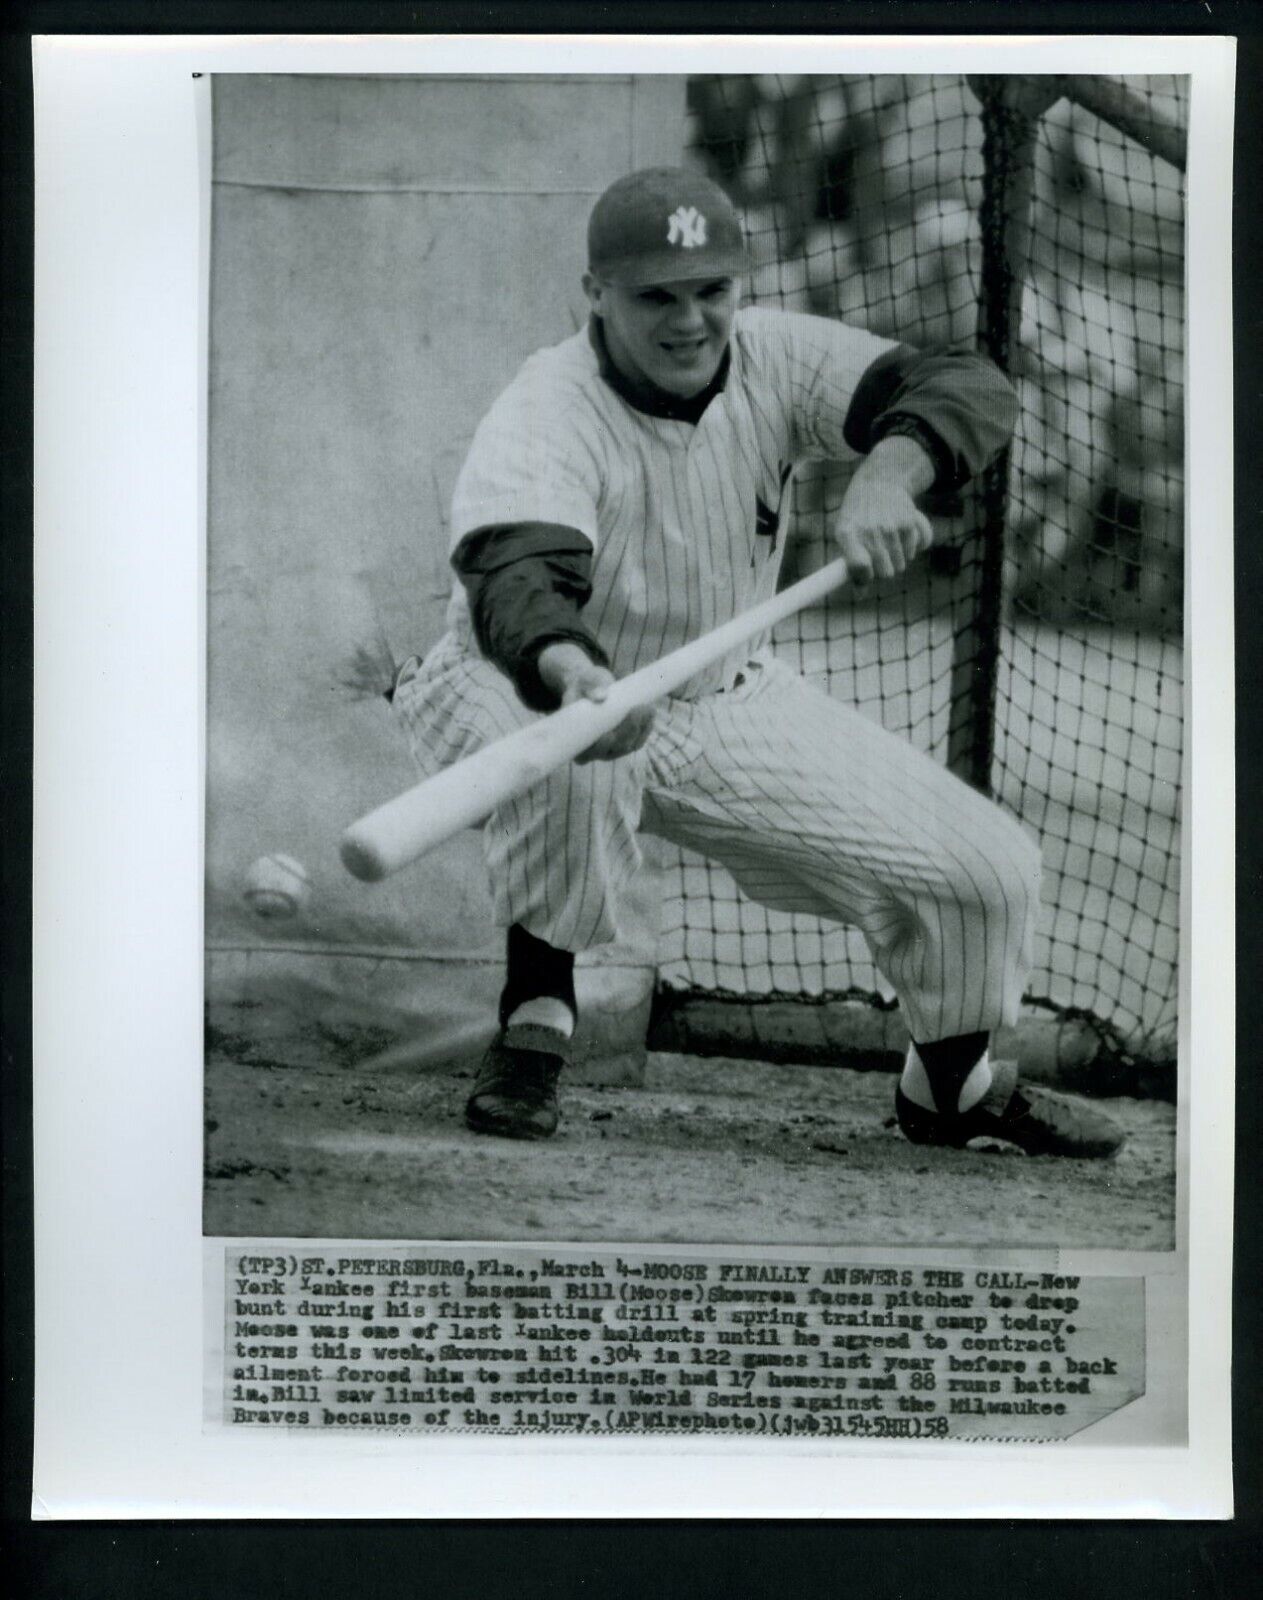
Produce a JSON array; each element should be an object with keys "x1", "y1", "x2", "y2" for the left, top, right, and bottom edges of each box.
[{"x1": 243, "y1": 853, "x2": 311, "y2": 920}]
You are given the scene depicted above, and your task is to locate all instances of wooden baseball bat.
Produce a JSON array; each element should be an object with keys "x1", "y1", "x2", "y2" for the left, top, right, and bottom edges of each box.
[{"x1": 340, "y1": 555, "x2": 851, "y2": 881}]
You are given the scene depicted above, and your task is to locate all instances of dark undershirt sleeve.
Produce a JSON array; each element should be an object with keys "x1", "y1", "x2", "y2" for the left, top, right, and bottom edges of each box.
[
  {"x1": 842, "y1": 343, "x2": 1019, "y2": 492},
  {"x1": 451, "y1": 521, "x2": 607, "y2": 712}
]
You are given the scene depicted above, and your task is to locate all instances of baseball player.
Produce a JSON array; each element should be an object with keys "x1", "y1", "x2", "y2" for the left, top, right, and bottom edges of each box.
[{"x1": 394, "y1": 167, "x2": 1124, "y2": 1159}]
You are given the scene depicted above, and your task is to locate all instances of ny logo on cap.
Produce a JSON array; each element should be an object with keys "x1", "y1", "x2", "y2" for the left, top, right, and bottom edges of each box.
[{"x1": 667, "y1": 205, "x2": 707, "y2": 249}]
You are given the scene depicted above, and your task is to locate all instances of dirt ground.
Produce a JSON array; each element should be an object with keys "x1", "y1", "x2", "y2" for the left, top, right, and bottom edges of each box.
[{"x1": 204, "y1": 1036, "x2": 1176, "y2": 1250}]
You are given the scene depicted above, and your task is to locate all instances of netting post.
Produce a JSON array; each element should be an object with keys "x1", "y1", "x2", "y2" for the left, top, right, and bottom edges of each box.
[{"x1": 947, "y1": 78, "x2": 1043, "y2": 791}]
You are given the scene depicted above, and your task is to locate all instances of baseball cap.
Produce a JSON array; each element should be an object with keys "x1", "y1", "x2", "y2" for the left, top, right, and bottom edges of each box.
[{"x1": 587, "y1": 167, "x2": 749, "y2": 286}]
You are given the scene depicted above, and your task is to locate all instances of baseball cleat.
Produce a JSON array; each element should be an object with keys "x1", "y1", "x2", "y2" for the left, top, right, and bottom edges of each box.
[
  {"x1": 894, "y1": 1058, "x2": 1125, "y2": 1159},
  {"x1": 464, "y1": 1022, "x2": 569, "y2": 1140}
]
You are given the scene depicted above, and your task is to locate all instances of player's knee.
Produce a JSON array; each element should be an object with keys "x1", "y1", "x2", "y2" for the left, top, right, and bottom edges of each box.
[
  {"x1": 1012, "y1": 826, "x2": 1044, "y2": 901},
  {"x1": 990, "y1": 828, "x2": 1042, "y2": 931},
  {"x1": 956, "y1": 825, "x2": 1042, "y2": 932}
]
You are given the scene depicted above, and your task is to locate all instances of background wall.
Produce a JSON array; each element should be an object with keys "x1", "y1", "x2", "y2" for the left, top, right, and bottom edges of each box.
[{"x1": 206, "y1": 75, "x2": 684, "y2": 1076}]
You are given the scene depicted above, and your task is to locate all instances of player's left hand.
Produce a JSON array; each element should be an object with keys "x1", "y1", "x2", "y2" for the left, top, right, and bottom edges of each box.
[{"x1": 833, "y1": 480, "x2": 933, "y2": 587}]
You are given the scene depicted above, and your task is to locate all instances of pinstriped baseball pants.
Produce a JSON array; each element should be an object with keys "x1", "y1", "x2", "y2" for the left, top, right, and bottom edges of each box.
[{"x1": 395, "y1": 640, "x2": 1042, "y2": 1043}]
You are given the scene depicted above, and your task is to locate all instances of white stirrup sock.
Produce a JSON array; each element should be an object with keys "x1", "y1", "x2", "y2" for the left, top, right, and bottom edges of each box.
[
  {"x1": 899, "y1": 1045, "x2": 993, "y2": 1114},
  {"x1": 505, "y1": 996, "x2": 576, "y2": 1038}
]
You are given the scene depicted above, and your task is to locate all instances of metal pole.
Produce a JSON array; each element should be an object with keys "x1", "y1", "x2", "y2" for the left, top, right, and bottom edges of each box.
[{"x1": 947, "y1": 77, "x2": 1041, "y2": 792}]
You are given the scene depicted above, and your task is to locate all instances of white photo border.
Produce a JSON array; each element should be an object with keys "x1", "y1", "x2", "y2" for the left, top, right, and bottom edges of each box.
[{"x1": 32, "y1": 32, "x2": 1234, "y2": 1518}]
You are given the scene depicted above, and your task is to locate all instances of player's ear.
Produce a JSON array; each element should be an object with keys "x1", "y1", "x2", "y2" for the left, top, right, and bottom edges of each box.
[{"x1": 582, "y1": 271, "x2": 605, "y2": 316}]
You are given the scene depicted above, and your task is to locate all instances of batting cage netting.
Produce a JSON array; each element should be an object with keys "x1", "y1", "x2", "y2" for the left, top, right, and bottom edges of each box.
[{"x1": 650, "y1": 75, "x2": 1185, "y2": 1089}]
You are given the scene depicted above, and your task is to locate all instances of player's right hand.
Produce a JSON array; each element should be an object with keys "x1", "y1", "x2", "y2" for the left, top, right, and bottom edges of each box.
[
  {"x1": 834, "y1": 481, "x2": 933, "y2": 586},
  {"x1": 537, "y1": 643, "x2": 655, "y2": 764}
]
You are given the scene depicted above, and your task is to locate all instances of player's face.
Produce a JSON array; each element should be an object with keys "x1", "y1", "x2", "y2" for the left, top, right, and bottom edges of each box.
[{"x1": 586, "y1": 275, "x2": 740, "y2": 398}]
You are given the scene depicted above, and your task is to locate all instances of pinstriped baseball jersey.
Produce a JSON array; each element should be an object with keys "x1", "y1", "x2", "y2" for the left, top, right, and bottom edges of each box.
[{"x1": 446, "y1": 307, "x2": 897, "y2": 698}]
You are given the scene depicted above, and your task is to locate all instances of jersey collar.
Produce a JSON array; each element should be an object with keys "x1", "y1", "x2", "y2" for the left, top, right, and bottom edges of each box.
[{"x1": 588, "y1": 316, "x2": 730, "y2": 424}]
